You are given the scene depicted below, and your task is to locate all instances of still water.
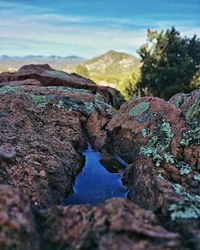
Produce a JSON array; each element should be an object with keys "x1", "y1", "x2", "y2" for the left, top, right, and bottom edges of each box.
[{"x1": 65, "y1": 144, "x2": 128, "y2": 205}]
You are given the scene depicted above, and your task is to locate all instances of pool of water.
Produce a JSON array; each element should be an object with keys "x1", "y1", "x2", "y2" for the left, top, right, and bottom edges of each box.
[{"x1": 65, "y1": 144, "x2": 128, "y2": 206}]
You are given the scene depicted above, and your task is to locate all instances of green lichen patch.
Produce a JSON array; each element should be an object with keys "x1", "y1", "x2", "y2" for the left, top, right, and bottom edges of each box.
[
  {"x1": 169, "y1": 204, "x2": 200, "y2": 221},
  {"x1": 140, "y1": 120, "x2": 174, "y2": 151},
  {"x1": 139, "y1": 120, "x2": 193, "y2": 176},
  {"x1": 137, "y1": 112, "x2": 155, "y2": 123},
  {"x1": 29, "y1": 94, "x2": 48, "y2": 108},
  {"x1": 141, "y1": 128, "x2": 152, "y2": 137},
  {"x1": 94, "y1": 93, "x2": 115, "y2": 117},
  {"x1": 47, "y1": 86, "x2": 115, "y2": 116},
  {"x1": 129, "y1": 102, "x2": 150, "y2": 117},
  {"x1": 156, "y1": 120, "x2": 174, "y2": 151},
  {"x1": 0, "y1": 86, "x2": 18, "y2": 95},
  {"x1": 140, "y1": 146, "x2": 163, "y2": 167},
  {"x1": 185, "y1": 96, "x2": 200, "y2": 121},
  {"x1": 163, "y1": 153, "x2": 175, "y2": 164},
  {"x1": 139, "y1": 120, "x2": 174, "y2": 167},
  {"x1": 47, "y1": 86, "x2": 91, "y2": 95},
  {"x1": 169, "y1": 183, "x2": 200, "y2": 221},
  {"x1": 173, "y1": 94, "x2": 185, "y2": 108},
  {"x1": 180, "y1": 126, "x2": 200, "y2": 147},
  {"x1": 176, "y1": 162, "x2": 192, "y2": 175},
  {"x1": 61, "y1": 96, "x2": 95, "y2": 116},
  {"x1": 56, "y1": 100, "x2": 65, "y2": 109},
  {"x1": 194, "y1": 174, "x2": 200, "y2": 181}
]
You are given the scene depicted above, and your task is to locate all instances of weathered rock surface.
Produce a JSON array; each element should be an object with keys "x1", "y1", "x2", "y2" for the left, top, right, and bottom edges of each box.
[
  {"x1": 104, "y1": 93, "x2": 200, "y2": 249},
  {"x1": 41, "y1": 199, "x2": 180, "y2": 250},
  {"x1": 0, "y1": 92, "x2": 86, "y2": 208},
  {"x1": 0, "y1": 65, "x2": 199, "y2": 249},
  {"x1": 0, "y1": 64, "x2": 124, "y2": 109},
  {"x1": 169, "y1": 89, "x2": 200, "y2": 121},
  {"x1": 0, "y1": 65, "x2": 123, "y2": 209},
  {"x1": 0, "y1": 185, "x2": 39, "y2": 250},
  {"x1": 106, "y1": 96, "x2": 188, "y2": 162}
]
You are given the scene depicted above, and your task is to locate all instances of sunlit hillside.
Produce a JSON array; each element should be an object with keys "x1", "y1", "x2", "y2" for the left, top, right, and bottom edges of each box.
[{"x1": 78, "y1": 50, "x2": 140, "y2": 85}]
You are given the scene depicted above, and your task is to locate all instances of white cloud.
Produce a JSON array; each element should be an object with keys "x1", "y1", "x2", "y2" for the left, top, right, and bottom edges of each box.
[
  {"x1": 0, "y1": 1, "x2": 199, "y2": 57},
  {"x1": 0, "y1": 20, "x2": 146, "y2": 57}
]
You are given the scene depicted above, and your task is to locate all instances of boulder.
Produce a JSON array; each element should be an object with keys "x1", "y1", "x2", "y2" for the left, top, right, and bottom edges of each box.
[
  {"x1": 0, "y1": 64, "x2": 124, "y2": 108},
  {"x1": 104, "y1": 95, "x2": 200, "y2": 248},
  {"x1": 169, "y1": 89, "x2": 200, "y2": 121},
  {"x1": 106, "y1": 96, "x2": 188, "y2": 162},
  {"x1": 0, "y1": 185, "x2": 39, "y2": 250},
  {"x1": 0, "y1": 92, "x2": 87, "y2": 208},
  {"x1": 41, "y1": 199, "x2": 180, "y2": 250}
]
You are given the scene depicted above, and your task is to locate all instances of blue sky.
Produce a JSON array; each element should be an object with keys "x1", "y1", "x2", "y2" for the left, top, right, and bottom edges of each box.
[{"x1": 0, "y1": 0, "x2": 199, "y2": 57}]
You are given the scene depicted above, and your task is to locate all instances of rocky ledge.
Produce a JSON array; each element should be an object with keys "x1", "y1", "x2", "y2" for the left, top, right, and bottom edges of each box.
[{"x1": 0, "y1": 64, "x2": 199, "y2": 250}]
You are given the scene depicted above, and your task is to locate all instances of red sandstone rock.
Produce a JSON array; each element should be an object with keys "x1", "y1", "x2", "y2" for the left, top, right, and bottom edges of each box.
[
  {"x1": 0, "y1": 64, "x2": 199, "y2": 249},
  {"x1": 41, "y1": 199, "x2": 181, "y2": 250},
  {"x1": 169, "y1": 89, "x2": 200, "y2": 121},
  {"x1": 0, "y1": 72, "x2": 13, "y2": 83},
  {"x1": 10, "y1": 64, "x2": 97, "y2": 90},
  {"x1": 104, "y1": 95, "x2": 200, "y2": 248},
  {"x1": 0, "y1": 79, "x2": 41, "y2": 87},
  {"x1": 0, "y1": 185, "x2": 39, "y2": 250},
  {"x1": 0, "y1": 64, "x2": 124, "y2": 108},
  {"x1": 0, "y1": 93, "x2": 86, "y2": 208},
  {"x1": 106, "y1": 96, "x2": 188, "y2": 162},
  {"x1": 0, "y1": 144, "x2": 16, "y2": 163},
  {"x1": 86, "y1": 112, "x2": 110, "y2": 149}
]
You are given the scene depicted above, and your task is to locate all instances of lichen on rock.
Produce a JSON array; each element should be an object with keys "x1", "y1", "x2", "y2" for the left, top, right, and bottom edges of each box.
[
  {"x1": 139, "y1": 119, "x2": 195, "y2": 177},
  {"x1": 193, "y1": 174, "x2": 200, "y2": 181},
  {"x1": 139, "y1": 119, "x2": 174, "y2": 167},
  {"x1": 29, "y1": 94, "x2": 48, "y2": 108},
  {"x1": 94, "y1": 92, "x2": 115, "y2": 117},
  {"x1": 180, "y1": 125, "x2": 200, "y2": 147},
  {"x1": 169, "y1": 183, "x2": 200, "y2": 221},
  {"x1": 129, "y1": 101, "x2": 150, "y2": 117},
  {"x1": 0, "y1": 86, "x2": 18, "y2": 94},
  {"x1": 185, "y1": 96, "x2": 200, "y2": 120}
]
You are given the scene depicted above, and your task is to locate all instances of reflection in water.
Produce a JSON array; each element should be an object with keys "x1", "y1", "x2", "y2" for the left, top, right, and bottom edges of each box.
[{"x1": 65, "y1": 144, "x2": 128, "y2": 205}]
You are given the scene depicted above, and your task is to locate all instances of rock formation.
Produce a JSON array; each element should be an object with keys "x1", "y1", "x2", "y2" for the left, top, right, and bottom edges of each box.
[{"x1": 0, "y1": 64, "x2": 199, "y2": 249}]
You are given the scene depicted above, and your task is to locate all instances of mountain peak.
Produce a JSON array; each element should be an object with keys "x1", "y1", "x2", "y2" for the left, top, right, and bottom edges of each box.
[
  {"x1": 82, "y1": 50, "x2": 140, "y2": 76},
  {"x1": 106, "y1": 49, "x2": 117, "y2": 54}
]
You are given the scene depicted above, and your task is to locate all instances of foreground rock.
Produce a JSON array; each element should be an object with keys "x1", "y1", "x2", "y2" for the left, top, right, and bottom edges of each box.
[
  {"x1": 41, "y1": 199, "x2": 180, "y2": 250},
  {"x1": 169, "y1": 89, "x2": 200, "y2": 121},
  {"x1": 0, "y1": 92, "x2": 87, "y2": 208},
  {"x1": 104, "y1": 93, "x2": 200, "y2": 248},
  {"x1": 0, "y1": 64, "x2": 124, "y2": 109},
  {"x1": 0, "y1": 185, "x2": 39, "y2": 250},
  {"x1": 0, "y1": 65, "x2": 199, "y2": 249},
  {"x1": 0, "y1": 65, "x2": 124, "y2": 208}
]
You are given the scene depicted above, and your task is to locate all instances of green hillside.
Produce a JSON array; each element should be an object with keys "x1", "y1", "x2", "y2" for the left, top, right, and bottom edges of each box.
[
  {"x1": 82, "y1": 50, "x2": 140, "y2": 76},
  {"x1": 0, "y1": 50, "x2": 141, "y2": 99},
  {"x1": 74, "y1": 50, "x2": 140, "y2": 97}
]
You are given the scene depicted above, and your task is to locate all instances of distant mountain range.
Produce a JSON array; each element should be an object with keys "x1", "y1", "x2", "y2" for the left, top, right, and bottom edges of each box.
[
  {"x1": 0, "y1": 51, "x2": 140, "y2": 92},
  {"x1": 76, "y1": 50, "x2": 140, "y2": 89},
  {"x1": 0, "y1": 50, "x2": 139, "y2": 74},
  {"x1": 0, "y1": 55, "x2": 85, "y2": 61},
  {"x1": 0, "y1": 55, "x2": 86, "y2": 72}
]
